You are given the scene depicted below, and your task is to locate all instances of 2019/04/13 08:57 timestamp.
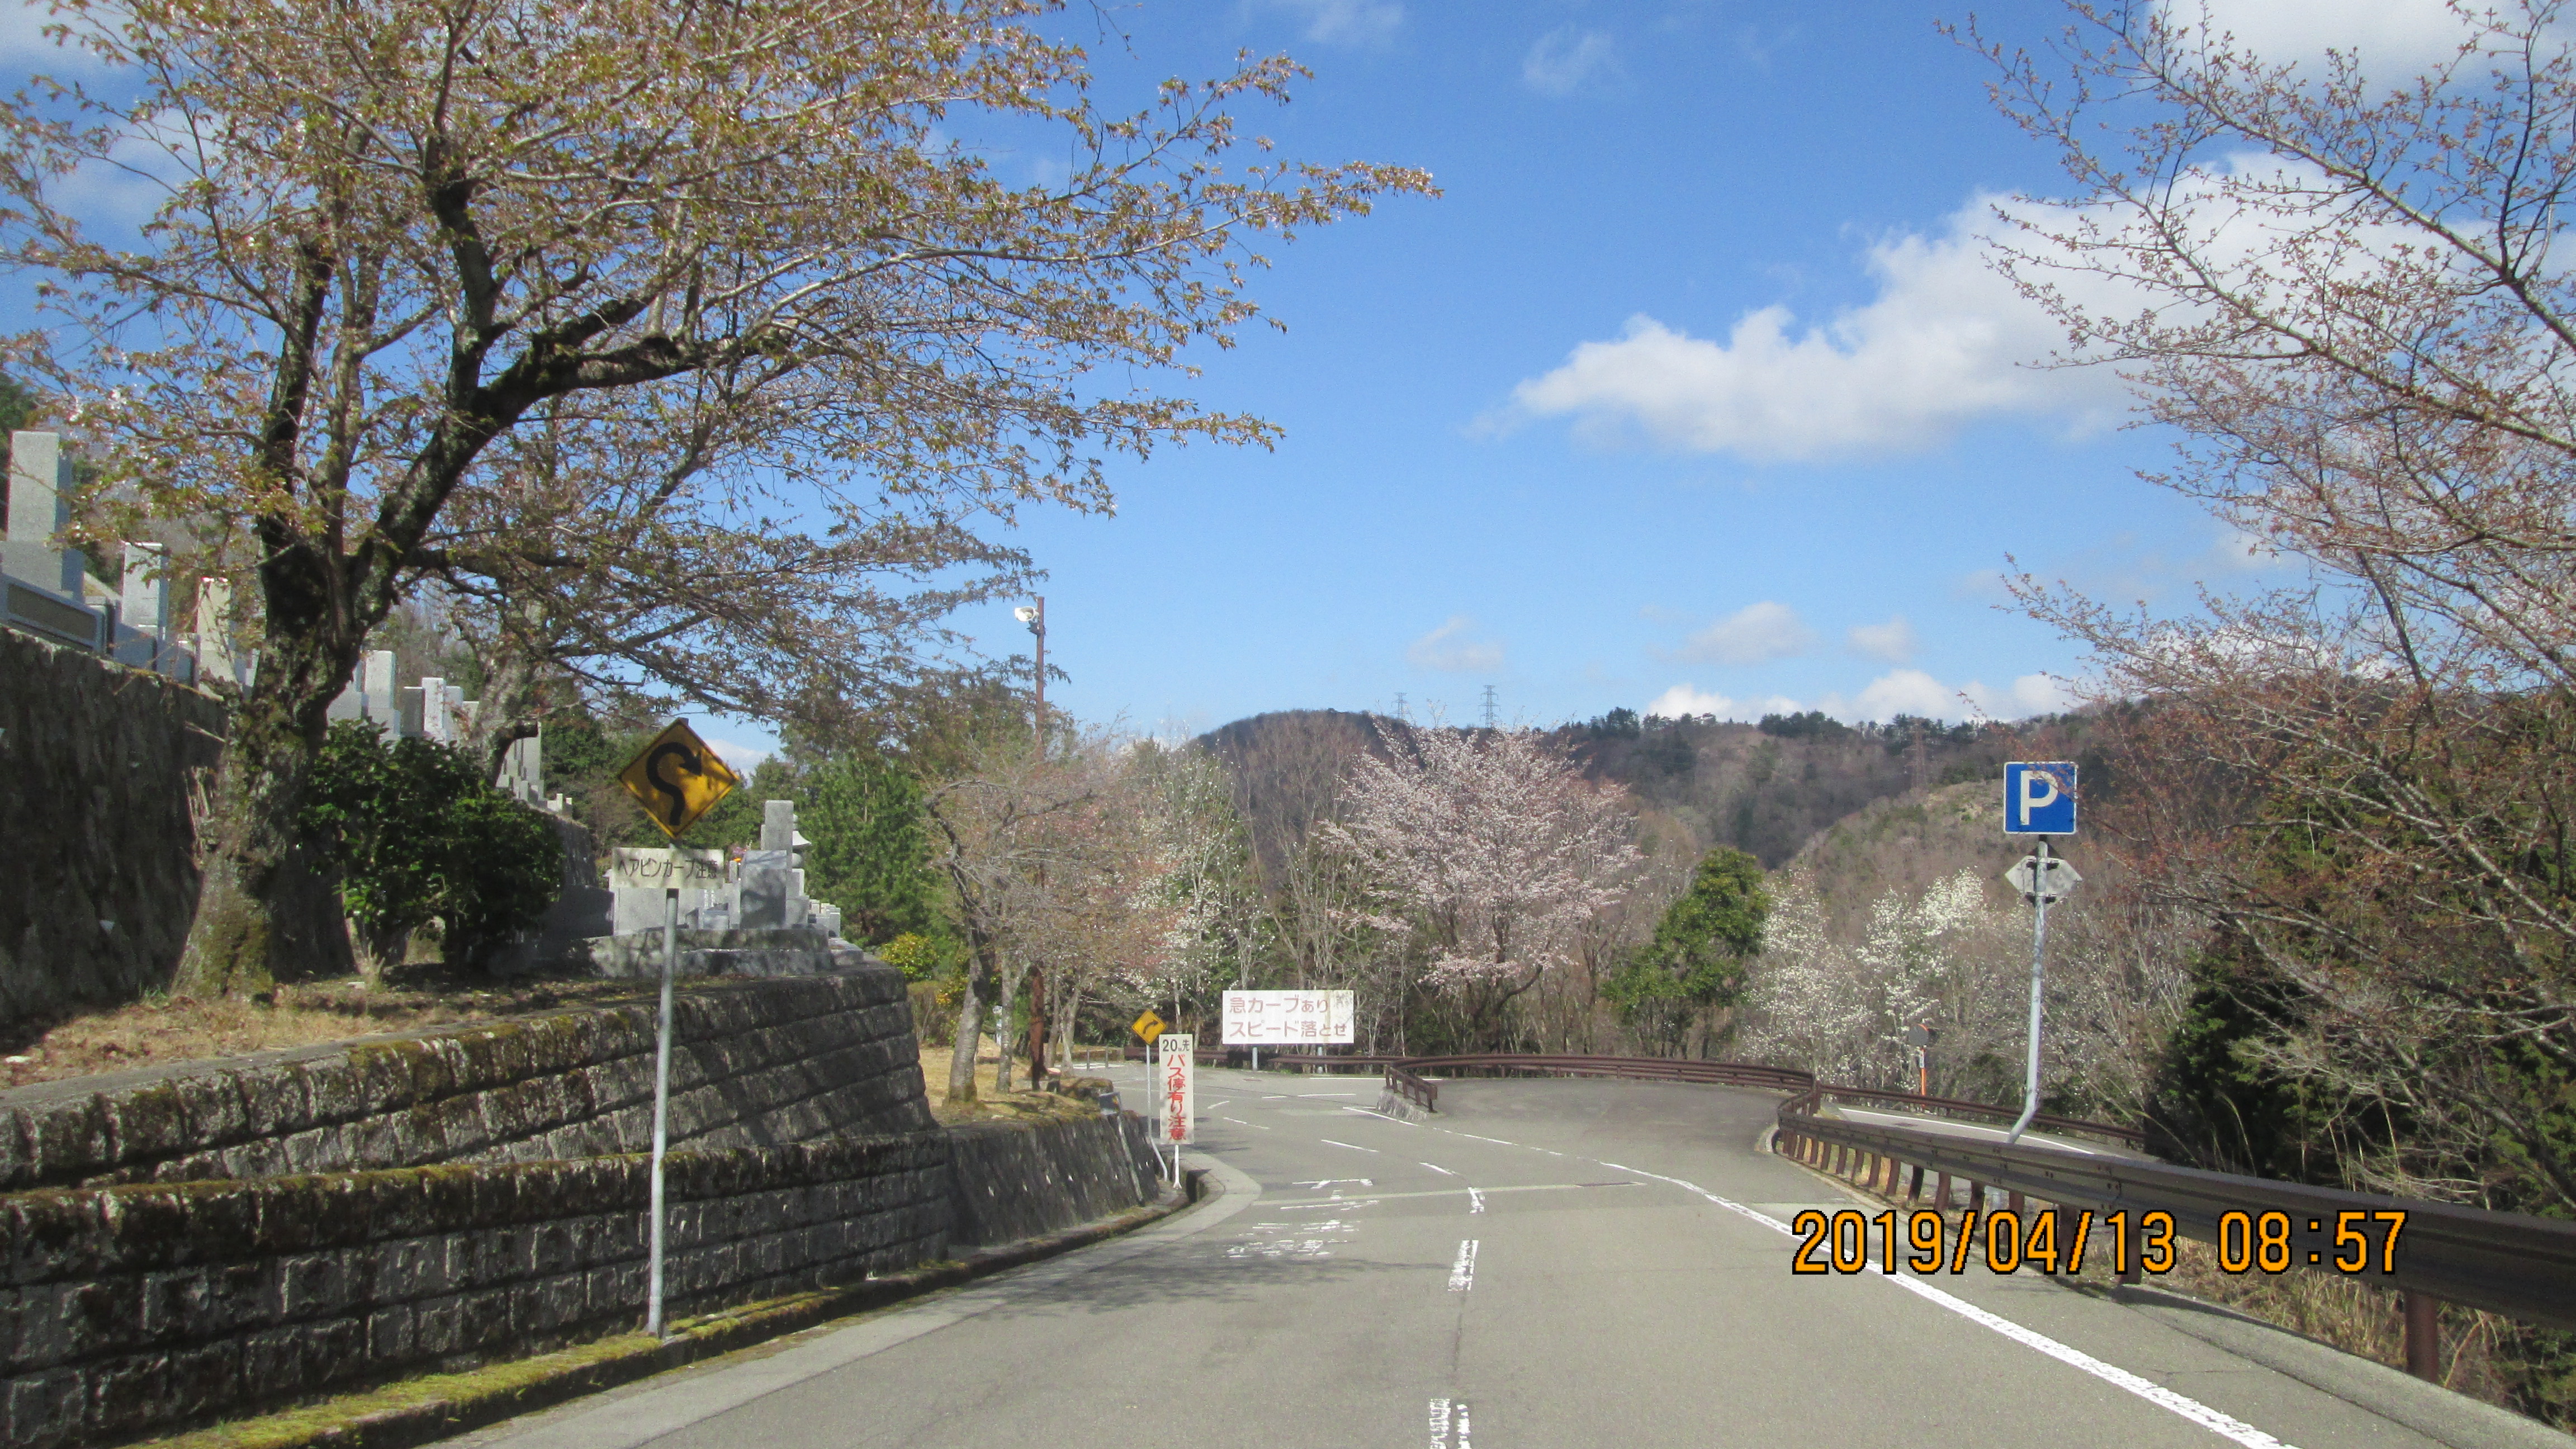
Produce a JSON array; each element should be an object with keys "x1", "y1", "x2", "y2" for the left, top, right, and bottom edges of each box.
[{"x1": 1789, "y1": 1208, "x2": 2411, "y2": 1278}]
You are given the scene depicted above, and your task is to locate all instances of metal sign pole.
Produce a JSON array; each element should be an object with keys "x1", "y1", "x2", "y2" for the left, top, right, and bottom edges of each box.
[
  {"x1": 2006, "y1": 837, "x2": 2052, "y2": 1144},
  {"x1": 647, "y1": 883, "x2": 679, "y2": 1335}
]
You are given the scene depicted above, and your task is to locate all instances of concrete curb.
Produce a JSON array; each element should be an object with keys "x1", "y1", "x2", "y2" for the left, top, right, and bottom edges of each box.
[{"x1": 138, "y1": 1172, "x2": 1210, "y2": 1449}]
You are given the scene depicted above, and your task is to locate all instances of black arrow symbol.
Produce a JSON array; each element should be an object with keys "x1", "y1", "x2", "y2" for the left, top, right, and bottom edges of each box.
[{"x1": 644, "y1": 742, "x2": 697, "y2": 828}]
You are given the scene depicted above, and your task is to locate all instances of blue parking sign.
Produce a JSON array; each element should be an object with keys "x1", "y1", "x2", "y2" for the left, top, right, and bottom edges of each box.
[{"x1": 2004, "y1": 762, "x2": 2077, "y2": 835}]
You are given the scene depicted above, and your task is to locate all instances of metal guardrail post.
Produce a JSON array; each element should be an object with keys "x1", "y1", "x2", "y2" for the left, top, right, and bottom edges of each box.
[{"x1": 2404, "y1": 1294, "x2": 2440, "y2": 1382}]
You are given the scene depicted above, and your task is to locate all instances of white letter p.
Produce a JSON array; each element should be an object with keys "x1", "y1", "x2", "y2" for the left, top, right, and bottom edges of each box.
[{"x1": 2019, "y1": 767, "x2": 2059, "y2": 825}]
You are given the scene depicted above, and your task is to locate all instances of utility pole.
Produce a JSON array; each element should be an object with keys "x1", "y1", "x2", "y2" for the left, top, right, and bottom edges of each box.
[{"x1": 1015, "y1": 596, "x2": 1050, "y2": 1086}]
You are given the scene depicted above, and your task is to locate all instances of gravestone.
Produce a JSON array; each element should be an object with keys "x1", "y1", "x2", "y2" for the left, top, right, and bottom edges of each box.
[
  {"x1": 3, "y1": 430, "x2": 80, "y2": 596},
  {"x1": 738, "y1": 848, "x2": 794, "y2": 929},
  {"x1": 116, "y1": 542, "x2": 172, "y2": 673}
]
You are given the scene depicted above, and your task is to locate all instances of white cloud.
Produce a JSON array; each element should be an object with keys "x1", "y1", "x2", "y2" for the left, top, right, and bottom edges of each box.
[
  {"x1": 1815, "y1": 669, "x2": 2070, "y2": 723},
  {"x1": 1846, "y1": 615, "x2": 1917, "y2": 664},
  {"x1": 1261, "y1": 0, "x2": 1403, "y2": 45},
  {"x1": 704, "y1": 736, "x2": 771, "y2": 775},
  {"x1": 1407, "y1": 614, "x2": 1504, "y2": 673},
  {"x1": 1645, "y1": 684, "x2": 1798, "y2": 721},
  {"x1": 2, "y1": 0, "x2": 110, "y2": 73},
  {"x1": 1523, "y1": 27, "x2": 1616, "y2": 94},
  {"x1": 1674, "y1": 601, "x2": 1815, "y2": 665},
  {"x1": 1505, "y1": 192, "x2": 2135, "y2": 461},
  {"x1": 2157, "y1": 0, "x2": 2478, "y2": 73},
  {"x1": 1969, "y1": 673, "x2": 2072, "y2": 719},
  {"x1": 2199, "y1": 527, "x2": 2283, "y2": 575}
]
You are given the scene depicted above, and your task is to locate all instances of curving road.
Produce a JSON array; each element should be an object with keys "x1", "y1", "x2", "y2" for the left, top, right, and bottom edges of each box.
[{"x1": 452, "y1": 1072, "x2": 2551, "y2": 1449}]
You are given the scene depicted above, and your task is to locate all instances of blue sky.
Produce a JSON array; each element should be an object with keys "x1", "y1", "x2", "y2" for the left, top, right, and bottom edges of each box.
[
  {"x1": 1, "y1": 0, "x2": 2475, "y2": 763},
  {"x1": 941, "y1": 0, "x2": 2321, "y2": 742}
]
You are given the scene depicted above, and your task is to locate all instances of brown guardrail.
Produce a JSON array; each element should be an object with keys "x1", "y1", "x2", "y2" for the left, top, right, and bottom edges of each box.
[
  {"x1": 1773, "y1": 1098, "x2": 2576, "y2": 1379},
  {"x1": 1385, "y1": 1063, "x2": 1438, "y2": 1112}
]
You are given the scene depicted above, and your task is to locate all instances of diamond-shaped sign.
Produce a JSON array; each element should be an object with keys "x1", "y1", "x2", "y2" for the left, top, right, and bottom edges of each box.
[
  {"x1": 2006, "y1": 854, "x2": 2082, "y2": 903},
  {"x1": 616, "y1": 719, "x2": 741, "y2": 840}
]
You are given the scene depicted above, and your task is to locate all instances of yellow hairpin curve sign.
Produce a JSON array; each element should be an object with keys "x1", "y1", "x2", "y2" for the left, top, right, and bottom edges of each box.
[
  {"x1": 1130, "y1": 1010, "x2": 1166, "y2": 1044},
  {"x1": 616, "y1": 719, "x2": 742, "y2": 840}
]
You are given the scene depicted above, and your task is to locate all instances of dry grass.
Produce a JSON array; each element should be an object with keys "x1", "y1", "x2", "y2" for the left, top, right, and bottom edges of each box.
[
  {"x1": 0, "y1": 974, "x2": 655, "y2": 1092},
  {"x1": 1808, "y1": 1159, "x2": 2531, "y2": 1422},
  {"x1": 916, "y1": 1045, "x2": 1100, "y2": 1126}
]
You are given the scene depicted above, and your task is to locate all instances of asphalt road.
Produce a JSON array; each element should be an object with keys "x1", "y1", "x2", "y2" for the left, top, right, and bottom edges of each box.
[{"x1": 454, "y1": 1071, "x2": 2531, "y2": 1449}]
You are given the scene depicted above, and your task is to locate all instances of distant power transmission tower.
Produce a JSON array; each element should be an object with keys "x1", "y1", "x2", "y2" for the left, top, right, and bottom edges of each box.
[
  {"x1": 1480, "y1": 685, "x2": 1498, "y2": 730},
  {"x1": 1394, "y1": 692, "x2": 1408, "y2": 723}
]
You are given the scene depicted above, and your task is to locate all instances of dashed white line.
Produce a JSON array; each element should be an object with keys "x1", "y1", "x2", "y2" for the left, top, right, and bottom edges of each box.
[
  {"x1": 1447, "y1": 1238, "x2": 1479, "y2": 1291},
  {"x1": 1419, "y1": 1162, "x2": 1457, "y2": 1176},
  {"x1": 1319, "y1": 1139, "x2": 1381, "y2": 1154},
  {"x1": 1219, "y1": 1116, "x2": 1271, "y2": 1130}
]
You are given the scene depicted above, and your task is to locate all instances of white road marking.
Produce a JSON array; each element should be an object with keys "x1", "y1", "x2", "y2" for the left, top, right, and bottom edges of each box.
[
  {"x1": 1339, "y1": 1105, "x2": 1422, "y2": 1125},
  {"x1": 1292, "y1": 1178, "x2": 1373, "y2": 1188},
  {"x1": 1428, "y1": 1397, "x2": 1472, "y2": 1449},
  {"x1": 1219, "y1": 1116, "x2": 1271, "y2": 1129},
  {"x1": 1589, "y1": 1161, "x2": 2302, "y2": 1449},
  {"x1": 1320, "y1": 1138, "x2": 1381, "y2": 1154},
  {"x1": 1447, "y1": 1239, "x2": 1479, "y2": 1291},
  {"x1": 1267, "y1": 1183, "x2": 1587, "y2": 1208},
  {"x1": 1276, "y1": 1198, "x2": 1380, "y2": 1212},
  {"x1": 1419, "y1": 1162, "x2": 1456, "y2": 1176},
  {"x1": 1467, "y1": 1187, "x2": 1485, "y2": 1214}
]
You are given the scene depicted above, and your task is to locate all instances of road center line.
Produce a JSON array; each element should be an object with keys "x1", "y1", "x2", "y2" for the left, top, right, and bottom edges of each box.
[
  {"x1": 1447, "y1": 1238, "x2": 1479, "y2": 1291},
  {"x1": 1319, "y1": 1138, "x2": 1381, "y2": 1154}
]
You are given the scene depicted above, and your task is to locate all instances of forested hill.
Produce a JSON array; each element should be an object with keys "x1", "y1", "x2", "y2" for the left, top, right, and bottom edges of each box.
[{"x1": 1196, "y1": 706, "x2": 2040, "y2": 880}]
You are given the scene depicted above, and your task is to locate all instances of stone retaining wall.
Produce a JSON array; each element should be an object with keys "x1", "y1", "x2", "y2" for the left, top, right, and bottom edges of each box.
[
  {"x1": 0, "y1": 971, "x2": 933, "y2": 1192},
  {"x1": 0, "y1": 628, "x2": 349, "y2": 1022},
  {"x1": 947, "y1": 1113, "x2": 1165, "y2": 1247},
  {"x1": 0, "y1": 1134, "x2": 951, "y2": 1448}
]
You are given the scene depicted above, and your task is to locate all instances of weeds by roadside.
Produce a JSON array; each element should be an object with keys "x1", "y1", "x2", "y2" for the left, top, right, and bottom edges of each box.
[
  {"x1": 0, "y1": 972, "x2": 654, "y2": 1090},
  {"x1": 916, "y1": 1045, "x2": 1103, "y2": 1127}
]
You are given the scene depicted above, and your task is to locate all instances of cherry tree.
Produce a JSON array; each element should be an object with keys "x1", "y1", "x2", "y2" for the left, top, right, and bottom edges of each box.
[{"x1": 1327, "y1": 728, "x2": 1639, "y2": 1049}]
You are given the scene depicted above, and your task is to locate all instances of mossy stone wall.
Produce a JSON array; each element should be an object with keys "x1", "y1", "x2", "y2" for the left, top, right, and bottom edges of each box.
[
  {"x1": 946, "y1": 1113, "x2": 1164, "y2": 1247},
  {"x1": 0, "y1": 629, "x2": 350, "y2": 1022},
  {"x1": 0, "y1": 972, "x2": 934, "y2": 1192},
  {"x1": 0, "y1": 1134, "x2": 951, "y2": 1448}
]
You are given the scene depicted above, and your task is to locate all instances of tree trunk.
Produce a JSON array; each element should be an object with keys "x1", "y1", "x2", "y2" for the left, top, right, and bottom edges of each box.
[
  {"x1": 946, "y1": 964, "x2": 984, "y2": 1104},
  {"x1": 460, "y1": 624, "x2": 550, "y2": 783},
  {"x1": 173, "y1": 619, "x2": 357, "y2": 998}
]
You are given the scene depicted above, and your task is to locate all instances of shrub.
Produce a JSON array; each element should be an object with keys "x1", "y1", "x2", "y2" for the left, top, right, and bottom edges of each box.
[{"x1": 300, "y1": 722, "x2": 564, "y2": 974}]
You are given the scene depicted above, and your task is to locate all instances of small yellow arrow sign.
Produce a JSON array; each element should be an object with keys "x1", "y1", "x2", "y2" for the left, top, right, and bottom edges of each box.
[
  {"x1": 617, "y1": 719, "x2": 742, "y2": 840},
  {"x1": 1130, "y1": 1009, "x2": 1167, "y2": 1044}
]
